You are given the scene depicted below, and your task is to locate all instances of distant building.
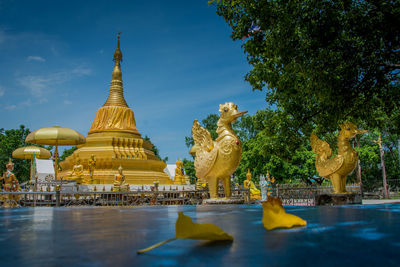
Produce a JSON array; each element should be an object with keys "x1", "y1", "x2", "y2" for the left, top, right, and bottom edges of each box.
[
  {"x1": 35, "y1": 158, "x2": 55, "y2": 183},
  {"x1": 164, "y1": 164, "x2": 177, "y2": 181}
]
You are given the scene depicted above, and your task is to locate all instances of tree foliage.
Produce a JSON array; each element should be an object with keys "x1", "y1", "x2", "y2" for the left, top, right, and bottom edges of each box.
[
  {"x1": 143, "y1": 135, "x2": 168, "y2": 162},
  {"x1": 0, "y1": 125, "x2": 32, "y2": 182},
  {"x1": 60, "y1": 146, "x2": 77, "y2": 162},
  {"x1": 182, "y1": 158, "x2": 196, "y2": 184},
  {"x1": 234, "y1": 109, "x2": 317, "y2": 185},
  {"x1": 212, "y1": 0, "x2": 400, "y2": 134},
  {"x1": 351, "y1": 131, "x2": 400, "y2": 192}
]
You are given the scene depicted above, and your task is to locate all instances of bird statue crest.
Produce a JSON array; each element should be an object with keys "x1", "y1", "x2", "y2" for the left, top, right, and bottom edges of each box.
[
  {"x1": 310, "y1": 123, "x2": 367, "y2": 194},
  {"x1": 190, "y1": 102, "x2": 247, "y2": 199}
]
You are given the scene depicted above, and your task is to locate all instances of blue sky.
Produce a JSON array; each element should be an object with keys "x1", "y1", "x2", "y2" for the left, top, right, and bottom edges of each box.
[{"x1": 0, "y1": 0, "x2": 267, "y2": 163}]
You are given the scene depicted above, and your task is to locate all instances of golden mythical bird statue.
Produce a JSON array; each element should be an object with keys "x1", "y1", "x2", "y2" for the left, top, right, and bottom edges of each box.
[
  {"x1": 190, "y1": 102, "x2": 247, "y2": 199},
  {"x1": 310, "y1": 123, "x2": 367, "y2": 194}
]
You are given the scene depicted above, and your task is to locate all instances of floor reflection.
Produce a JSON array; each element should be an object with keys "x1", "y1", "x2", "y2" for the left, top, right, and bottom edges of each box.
[{"x1": 0, "y1": 204, "x2": 399, "y2": 266}]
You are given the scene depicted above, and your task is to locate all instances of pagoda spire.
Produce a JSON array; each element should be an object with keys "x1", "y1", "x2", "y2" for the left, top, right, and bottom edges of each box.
[{"x1": 103, "y1": 31, "x2": 128, "y2": 107}]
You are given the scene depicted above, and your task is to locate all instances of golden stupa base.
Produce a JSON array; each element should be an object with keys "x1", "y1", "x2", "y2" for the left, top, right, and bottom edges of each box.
[
  {"x1": 60, "y1": 184, "x2": 196, "y2": 192},
  {"x1": 59, "y1": 132, "x2": 174, "y2": 185},
  {"x1": 61, "y1": 168, "x2": 173, "y2": 185}
]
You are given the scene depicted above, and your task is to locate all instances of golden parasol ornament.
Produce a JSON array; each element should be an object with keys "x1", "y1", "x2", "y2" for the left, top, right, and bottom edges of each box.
[
  {"x1": 12, "y1": 146, "x2": 51, "y2": 159},
  {"x1": 25, "y1": 126, "x2": 86, "y2": 180},
  {"x1": 12, "y1": 146, "x2": 51, "y2": 184}
]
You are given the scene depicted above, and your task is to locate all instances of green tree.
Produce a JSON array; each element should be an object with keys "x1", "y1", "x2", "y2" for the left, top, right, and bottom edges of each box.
[
  {"x1": 143, "y1": 135, "x2": 168, "y2": 162},
  {"x1": 234, "y1": 109, "x2": 317, "y2": 185},
  {"x1": 60, "y1": 146, "x2": 77, "y2": 161},
  {"x1": 0, "y1": 125, "x2": 32, "y2": 182},
  {"x1": 182, "y1": 158, "x2": 196, "y2": 184},
  {"x1": 211, "y1": 0, "x2": 400, "y2": 135},
  {"x1": 350, "y1": 131, "x2": 400, "y2": 192}
]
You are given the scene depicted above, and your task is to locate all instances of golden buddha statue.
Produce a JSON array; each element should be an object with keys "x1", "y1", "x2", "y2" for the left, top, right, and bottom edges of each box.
[
  {"x1": 70, "y1": 156, "x2": 84, "y2": 183},
  {"x1": 244, "y1": 169, "x2": 261, "y2": 200},
  {"x1": 174, "y1": 158, "x2": 185, "y2": 185},
  {"x1": 184, "y1": 175, "x2": 190, "y2": 185},
  {"x1": 88, "y1": 154, "x2": 96, "y2": 183},
  {"x1": 113, "y1": 165, "x2": 129, "y2": 191},
  {"x1": 58, "y1": 33, "x2": 172, "y2": 185}
]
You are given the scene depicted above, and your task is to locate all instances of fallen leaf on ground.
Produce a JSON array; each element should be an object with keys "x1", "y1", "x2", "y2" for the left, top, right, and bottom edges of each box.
[
  {"x1": 262, "y1": 197, "x2": 307, "y2": 230},
  {"x1": 137, "y1": 211, "x2": 233, "y2": 254}
]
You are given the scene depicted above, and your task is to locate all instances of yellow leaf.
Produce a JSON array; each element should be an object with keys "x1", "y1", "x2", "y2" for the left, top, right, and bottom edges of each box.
[
  {"x1": 262, "y1": 197, "x2": 307, "y2": 230},
  {"x1": 137, "y1": 212, "x2": 233, "y2": 254},
  {"x1": 175, "y1": 212, "x2": 233, "y2": 241}
]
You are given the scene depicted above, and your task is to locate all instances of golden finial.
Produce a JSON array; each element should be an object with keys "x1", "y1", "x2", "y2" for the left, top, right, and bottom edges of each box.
[
  {"x1": 103, "y1": 32, "x2": 128, "y2": 108},
  {"x1": 113, "y1": 30, "x2": 122, "y2": 63}
]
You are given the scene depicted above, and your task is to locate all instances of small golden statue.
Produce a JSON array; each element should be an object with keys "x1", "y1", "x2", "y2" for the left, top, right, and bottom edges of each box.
[
  {"x1": 1, "y1": 159, "x2": 21, "y2": 207},
  {"x1": 174, "y1": 158, "x2": 185, "y2": 185},
  {"x1": 1, "y1": 158, "x2": 20, "y2": 192},
  {"x1": 195, "y1": 177, "x2": 207, "y2": 190},
  {"x1": 190, "y1": 102, "x2": 247, "y2": 199},
  {"x1": 243, "y1": 169, "x2": 261, "y2": 200},
  {"x1": 70, "y1": 155, "x2": 84, "y2": 184},
  {"x1": 310, "y1": 123, "x2": 367, "y2": 194},
  {"x1": 184, "y1": 175, "x2": 190, "y2": 185},
  {"x1": 88, "y1": 154, "x2": 96, "y2": 182},
  {"x1": 113, "y1": 165, "x2": 129, "y2": 191}
]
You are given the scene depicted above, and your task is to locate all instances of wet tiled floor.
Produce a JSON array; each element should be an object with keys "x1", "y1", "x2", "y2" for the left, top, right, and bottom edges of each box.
[{"x1": 0, "y1": 204, "x2": 399, "y2": 266}]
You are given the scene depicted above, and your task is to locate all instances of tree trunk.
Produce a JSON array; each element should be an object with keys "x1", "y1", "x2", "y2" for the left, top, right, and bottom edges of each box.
[
  {"x1": 398, "y1": 139, "x2": 400, "y2": 167},
  {"x1": 355, "y1": 137, "x2": 363, "y2": 196},
  {"x1": 379, "y1": 145, "x2": 389, "y2": 199}
]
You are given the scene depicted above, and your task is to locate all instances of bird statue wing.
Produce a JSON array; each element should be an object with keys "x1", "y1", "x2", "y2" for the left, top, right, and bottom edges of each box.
[
  {"x1": 310, "y1": 133, "x2": 344, "y2": 177},
  {"x1": 310, "y1": 133, "x2": 332, "y2": 158},
  {"x1": 315, "y1": 155, "x2": 344, "y2": 177},
  {"x1": 192, "y1": 120, "x2": 214, "y2": 152},
  {"x1": 192, "y1": 120, "x2": 218, "y2": 179}
]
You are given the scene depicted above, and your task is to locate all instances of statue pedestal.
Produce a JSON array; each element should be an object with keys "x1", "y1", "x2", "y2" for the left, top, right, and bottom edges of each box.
[
  {"x1": 315, "y1": 193, "x2": 362, "y2": 205},
  {"x1": 203, "y1": 198, "x2": 244, "y2": 205}
]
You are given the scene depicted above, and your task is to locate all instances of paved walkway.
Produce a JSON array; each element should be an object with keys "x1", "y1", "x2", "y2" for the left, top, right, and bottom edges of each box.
[{"x1": 362, "y1": 199, "x2": 400, "y2": 204}]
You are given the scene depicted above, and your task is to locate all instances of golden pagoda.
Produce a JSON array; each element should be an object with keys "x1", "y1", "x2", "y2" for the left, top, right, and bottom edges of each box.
[{"x1": 59, "y1": 33, "x2": 172, "y2": 185}]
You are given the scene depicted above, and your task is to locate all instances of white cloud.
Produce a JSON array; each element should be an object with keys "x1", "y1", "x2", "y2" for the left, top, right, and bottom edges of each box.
[
  {"x1": 64, "y1": 100, "x2": 72, "y2": 105},
  {"x1": 0, "y1": 29, "x2": 54, "y2": 48},
  {"x1": 0, "y1": 86, "x2": 4, "y2": 97},
  {"x1": 5, "y1": 105, "x2": 16, "y2": 110},
  {"x1": 1, "y1": 97, "x2": 47, "y2": 110},
  {"x1": 20, "y1": 99, "x2": 32, "y2": 107},
  {"x1": 17, "y1": 65, "x2": 92, "y2": 97},
  {"x1": 27, "y1": 56, "x2": 46, "y2": 62},
  {"x1": 71, "y1": 65, "x2": 92, "y2": 76},
  {"x1": 18, "y1": 75, "x2": 53, "y2": 96}
]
